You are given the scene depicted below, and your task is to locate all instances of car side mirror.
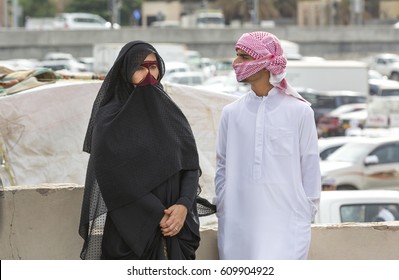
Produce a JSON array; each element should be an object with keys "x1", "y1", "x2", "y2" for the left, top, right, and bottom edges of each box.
[{"x1": 364, "y1": 155, "x2": 379, "y2": 166}]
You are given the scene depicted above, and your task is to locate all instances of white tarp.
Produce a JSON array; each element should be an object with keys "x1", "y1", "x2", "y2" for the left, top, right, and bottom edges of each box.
[{"x1": 0, "y1": 80, "x2": 237, "y2": 204}]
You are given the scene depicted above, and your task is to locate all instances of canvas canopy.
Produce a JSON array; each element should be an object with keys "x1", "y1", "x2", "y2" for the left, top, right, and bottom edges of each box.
[{"x1": 0, "y1": 80, "x2": 238, "y2": 208}]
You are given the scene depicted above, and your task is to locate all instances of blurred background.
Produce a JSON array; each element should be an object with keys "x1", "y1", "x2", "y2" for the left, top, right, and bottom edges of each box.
[{"x1": 1, "y1": 0, "x2": 397, "y2": 29}]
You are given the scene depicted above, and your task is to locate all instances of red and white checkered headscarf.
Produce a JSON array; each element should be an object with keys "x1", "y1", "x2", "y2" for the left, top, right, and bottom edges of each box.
[{"x1": 233, "y1": 31, "x2": 308, "y2": 104}]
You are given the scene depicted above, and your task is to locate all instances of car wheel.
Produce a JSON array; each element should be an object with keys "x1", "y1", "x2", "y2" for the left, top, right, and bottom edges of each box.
[
  {"x1": 337, "y1": 185, "x2": 357, "y2": 190},
  {"x1": 390, "y1": 72, "x2": 399, "y2": 81}
]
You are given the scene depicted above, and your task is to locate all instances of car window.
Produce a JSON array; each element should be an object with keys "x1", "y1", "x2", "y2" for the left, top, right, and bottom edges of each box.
[
  {"x1": 370, "y1": 143, "x2": 399, "y2": 164},
  {"x1": 340, "y1": 203, "x2": 399, "y2": 222},
  {"x1": 173, "y1": 76, "x2": 188, "y2": 84},
  {"x1": 337, "y1": 96, "x2": 367, "y2": 106},
  {"x1": 297, "y1": 92, "x2": 317, "y2": 105},
  {"x1": 320, "y1": 145, "x2": 343, "y2": 160},
  {"x1": 301, "y1": 94, "x2": 366, "y2": 110},
  {"x1": 381, "y1": 89, "x2": 399, "y2": 97},
  {"x1": 376, "y1": 58, "x2": 386, "y2": 64},
  {"x1": 191, "y1": 76, "x2": 203, "y2": 85},
  {"x1": 314, "y1": 96, "x2": 336, "y2": 109},
  {"x1": 73, "y1": 17, "x2": 105, "y2": 24}
]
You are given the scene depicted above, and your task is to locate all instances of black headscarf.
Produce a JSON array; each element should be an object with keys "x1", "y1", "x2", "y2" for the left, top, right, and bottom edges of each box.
[{"x1": 79, "y1": 41, "x2": 200, "y2": 259}]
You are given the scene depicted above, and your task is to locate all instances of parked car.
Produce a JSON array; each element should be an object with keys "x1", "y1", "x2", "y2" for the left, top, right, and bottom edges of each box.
[
  {"x1": 317, "y1": 103, "x2": 367, "y2": 136},
  {"x1": 318, "y1": 136, "x2": 368, "y2": 160},
  {"x1": 368, "y1": 69, "x2": 387, "y2": 80},
  {"x1": 163, "y1": 62, "x2": 191, "y2": 78},
  {"x1": 297, "y1": 88, "x2": 367, "y2": 122},
  {"x1": 164, "y1": 71, "x2": 205, "y2": 86},
  {"x1": 366, "y1": 53, "x2": 399, "y2": 81},
  {"x1": 213, "y1": 58, "x2": 234, "y2": 76},
  {"x1": 369, "y1": 80, "x2": 399, "y2": 97},
  {"x1": 38, "y1": 52, "x2": 87, "y2": 72},
  {"x1": 198, "y1": 71, "x2": 250, "y2": 95},
  {"x1": 320, "y1": 137, "x2": 399, "y2": 190},
  {"x1": 338, "y1": 109, "x2": 368, "y2": 135},
  {"x1": 53, "y1": 13, "x2": 120, "y2": 30},
  {"x1": 38, "y1": 59, "x2": 87, "y2": 72},
  {"x1": 314, "y1": 190, "x2": 399, "y2": 224}
]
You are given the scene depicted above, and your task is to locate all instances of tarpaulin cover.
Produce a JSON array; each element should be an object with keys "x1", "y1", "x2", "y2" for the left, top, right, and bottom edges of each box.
[{"x1": 0, "y1": 80, "x2": 238, "y2": 206}]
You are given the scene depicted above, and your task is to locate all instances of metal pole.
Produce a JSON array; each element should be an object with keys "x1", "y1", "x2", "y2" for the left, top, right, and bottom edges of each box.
[
  {"x1": 253, "y1": 0, "x2": 259, "y2": 25},
  {"x1": 4, "y1": 0, "x2": 9, "y2": 27},
  {"x1": 12, "y1": 0, "x2": 18, "y2": 27}
]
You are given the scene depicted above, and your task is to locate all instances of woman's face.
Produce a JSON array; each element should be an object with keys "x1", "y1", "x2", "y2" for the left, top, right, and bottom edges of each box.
[{"x1": 131, "y1": 53, "x2": 160, "y2": 85}]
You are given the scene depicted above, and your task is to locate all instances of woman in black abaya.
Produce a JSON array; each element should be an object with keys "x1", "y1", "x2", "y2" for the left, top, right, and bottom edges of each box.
[{"x1": 79, "y1": 41, "x2": 201, "y2": 260}]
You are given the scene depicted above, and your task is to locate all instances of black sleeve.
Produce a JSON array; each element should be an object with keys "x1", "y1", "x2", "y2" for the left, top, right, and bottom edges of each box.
[{"x1": 176, "y1": 169, "x2": 199, "y2": 210}]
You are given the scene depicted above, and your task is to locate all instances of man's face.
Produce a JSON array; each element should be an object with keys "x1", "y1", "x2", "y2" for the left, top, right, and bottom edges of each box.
[
  {"x1": 233, "y1": 49, "x2": 254, "y2": 64},
  {"x1": 233, "y1": 49, "x2": 270, "y2": 84}
]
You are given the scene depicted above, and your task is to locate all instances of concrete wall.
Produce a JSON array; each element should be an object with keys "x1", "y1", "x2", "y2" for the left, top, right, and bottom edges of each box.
[
  {"x1": 142, "y1": 1, "x2": 182, "y2": 27},
  {"x1": 0, "y1": 184, "x2": 83, "y2": 259},
  {"x1": 1, "y1": 26, "x2": 399, "y2": 61},
  {"x1": 1, "y1": 184, "x2": 399, "y2": 260}
]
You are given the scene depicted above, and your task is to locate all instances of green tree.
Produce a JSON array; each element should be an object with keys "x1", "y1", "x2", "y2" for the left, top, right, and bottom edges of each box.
[
  {"x1": 119, "y1": 0, "x2": 143, "y2": 25},
  {"x1": 273, "y1": 0, "x2": 297, "y2": 18},
  {"x1": 66, "y1": 0, "x2": 143, "y2": 25},
  {"x1": 65, "y1": 0, "x2": 110, "y2": 20},
  {"x1": 19, "y1": 0, "x2": 56, "y2": 18}
]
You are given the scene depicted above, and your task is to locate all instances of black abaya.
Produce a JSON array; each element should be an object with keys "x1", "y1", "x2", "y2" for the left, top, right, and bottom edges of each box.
[
  {"x1": 101, "y1": 170, "x2": 200, "y2": 260},
  {"x1": 79, "y1": 41, "x2": 200, "y2": 260}
]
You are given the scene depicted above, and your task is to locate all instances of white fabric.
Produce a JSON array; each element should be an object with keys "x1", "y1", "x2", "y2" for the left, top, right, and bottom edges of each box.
[
  {"x1": 376, "y1": 208, "x2": 395, "y2": 221},
  {"x1": 215, "y1": 88, "x2": 321, "y2": 260},
  {"x1": 0, "y1": 80, "x2": 102, "y2": 186},
  {"x1": 269, "y1": 71, "x2": 310, "y2": 105}
]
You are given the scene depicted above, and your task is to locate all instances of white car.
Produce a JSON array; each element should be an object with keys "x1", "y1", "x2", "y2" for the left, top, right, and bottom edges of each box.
[
  {"x1": 315, "y1": 190, "x2": 399, "y2": 224},
  {"x1": 198, "y1": 71, "x2": 250, "y2": 96},
  {"x1": 163, "y1": 71, "x2": 205, "y2": 86},
  {"x1": 366, "y1": 53, "x2": 399, "y2": 81},
  {"x1": 320, "y1": 136, "x2": 399, "y2": 190},
  {"x1": 164, "y1": 62, "x2": 191, "y2": 78},
  {"x1": 54, "y1": 13, "x2": 120, "y2": 30},
  {"x1": 318, "y1": 136, "x2": 368, "y2": 160},
  {"x1": 38, "y1": 52, "x2": 87, "y2": 72}
]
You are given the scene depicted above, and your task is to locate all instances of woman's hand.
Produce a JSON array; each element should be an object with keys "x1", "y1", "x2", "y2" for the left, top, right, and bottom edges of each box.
[{"x1": 160, "y1": 204, "x2": 188, "y2": 237}]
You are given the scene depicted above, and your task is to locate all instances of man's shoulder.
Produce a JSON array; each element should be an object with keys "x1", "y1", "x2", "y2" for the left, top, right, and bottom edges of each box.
[
  {"x1": 283, "y1": 93, "x2": 312, "y2": 110},
  {"x1": 221, "y1": 95, "x2": 244, "y2": 113}
]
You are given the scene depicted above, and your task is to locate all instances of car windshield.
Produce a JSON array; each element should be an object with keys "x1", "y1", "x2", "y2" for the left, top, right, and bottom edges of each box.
[
  {"x1": 340, "y1": 203, "x2": 399, "y2": 222},
  {"x1": 386, "y1": 57, "x2": 399, "y2": 64},
  {"x1": 300, "y1": 92, "x2": 366, "y2": 109},
  {"x1": 381, "y1": 89, "x2": 399, "y2": 96},
  {"x1": 326, "y1": 142, "x2": 374, "y2": 162}
]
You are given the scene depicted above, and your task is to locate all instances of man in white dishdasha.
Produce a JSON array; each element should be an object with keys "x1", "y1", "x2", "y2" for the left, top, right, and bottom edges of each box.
[{"x1": 215, "y1": 31, "x2": 321, "y2": 260}]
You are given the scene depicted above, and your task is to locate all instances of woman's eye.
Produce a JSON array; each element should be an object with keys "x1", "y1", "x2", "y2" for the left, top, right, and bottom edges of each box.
[{"x1": 149, "y1": 65, "x2": 158, "y2": 70}]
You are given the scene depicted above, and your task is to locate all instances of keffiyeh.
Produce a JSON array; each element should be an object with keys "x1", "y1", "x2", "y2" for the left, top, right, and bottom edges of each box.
[{"x1": 233, "y1": 31, "x2": 309, "y2": 104}]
